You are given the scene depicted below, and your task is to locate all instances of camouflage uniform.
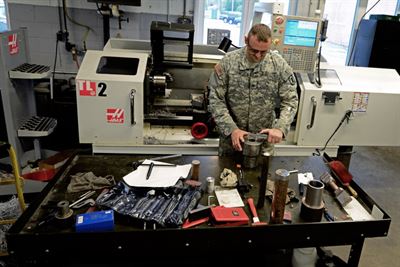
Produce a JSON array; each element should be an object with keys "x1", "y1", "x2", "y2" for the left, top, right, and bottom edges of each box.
[{"x1": 208, "y1": 48, "x2": 298, "y2": 155}]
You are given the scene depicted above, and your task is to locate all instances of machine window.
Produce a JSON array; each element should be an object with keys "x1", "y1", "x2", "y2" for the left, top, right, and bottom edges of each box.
[{"x1": 96, "y1": 56, "x2": 139, "y2": 75}]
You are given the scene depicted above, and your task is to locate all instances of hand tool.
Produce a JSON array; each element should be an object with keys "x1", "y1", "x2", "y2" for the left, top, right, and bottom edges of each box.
[
  {"x1": 69, "y1": 190, "x2": 96, "y2": 209},
  {"x1": 247, "y1": 197, "x2": 267, "y2": 226},
  {"x1": 320, "y1": 172, "x2": 352, "y2": 207},
  {"x1": 236, "y1": 164, "x2": 252, "y2": 194},
  {"x1": 328, "y1": 160, "x2": 358, "y2": 198},
  {"x1": 146, "y1": 162, "x2": 155, "y2": 180},
  {"x1": 73, "y1": 198, "x2": 95, "y2": 209}
]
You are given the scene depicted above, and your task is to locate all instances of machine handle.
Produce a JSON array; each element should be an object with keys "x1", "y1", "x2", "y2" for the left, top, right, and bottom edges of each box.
[
  {"x1": 130, "y1": 89, "x2": 136, "y2": 125},
  {"x1": 307, "y1": 96, "x2": 317, "y2": 129}
]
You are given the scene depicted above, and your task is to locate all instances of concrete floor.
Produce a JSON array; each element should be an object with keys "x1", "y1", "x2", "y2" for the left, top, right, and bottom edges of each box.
[{"x1": 327, "y1": 146, "x2": 400, "y2": 266}]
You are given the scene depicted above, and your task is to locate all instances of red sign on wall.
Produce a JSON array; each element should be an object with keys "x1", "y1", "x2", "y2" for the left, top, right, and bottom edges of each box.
[
  {"x1": 8, "y1": 33, "x2": 19, "y2": 55},
  {"x1": 106, "y1": 108, "x2": 124, "y2": 123},
  {"x1": 77, "y1": 80, "x2": 97, "y2": 96}
]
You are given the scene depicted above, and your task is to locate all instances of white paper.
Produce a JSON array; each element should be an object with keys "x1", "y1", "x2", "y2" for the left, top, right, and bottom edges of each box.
[
  {"x1": 214, "y1": 187, "x2": 244, "y2": 207},
  {"x1": 343, "y1": 196, "x2": 374, "y2": 221},
  {"x1": 298, "y1": 172, "x2": 314, "y2": 184},
  {"x1": 123, "y1": 160, "x2": 192, "y2": 187}
]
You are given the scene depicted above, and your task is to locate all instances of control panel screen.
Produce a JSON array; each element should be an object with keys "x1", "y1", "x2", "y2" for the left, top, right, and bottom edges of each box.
[{"x1": 284, "y1": 19, "x2": 319, "y2": 47}]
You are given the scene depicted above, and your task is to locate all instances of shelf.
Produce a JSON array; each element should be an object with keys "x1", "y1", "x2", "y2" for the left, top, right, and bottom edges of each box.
[
  {"x1": 0, "y1": 177, "x2": 17, "y2": 186},
  {"x1": 9, "y1": 63, "x2": 51, "y2": 79},
  {"x1": 17, "y1": 116, "x2": 57, "y2": 137},
  {"x1": 0, "y1": 219, "x2": 16, "y2": 225},
  {"x1": 0, "y1": 251, "x2": 9, "y2": 257}
]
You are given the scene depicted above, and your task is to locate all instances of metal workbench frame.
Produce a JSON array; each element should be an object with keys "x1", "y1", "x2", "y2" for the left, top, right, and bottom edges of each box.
[{"x1": 6, "y1": 153, "x2": 391, "y2": 266}]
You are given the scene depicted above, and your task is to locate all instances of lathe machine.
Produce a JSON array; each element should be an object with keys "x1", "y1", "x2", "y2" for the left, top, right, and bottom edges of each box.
[{"x1": 76, "y1": 21, "x2": 400, "y2": 155}]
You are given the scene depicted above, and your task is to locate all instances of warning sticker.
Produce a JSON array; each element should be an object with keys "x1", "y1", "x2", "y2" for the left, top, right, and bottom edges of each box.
[
  {"x1": 8, "y1": 33, "x2": 19, "y2": 55},
  {"x1": 77, "y1": 80, "x2": 97, "y2": 96},
  {"x1": 352, "y1": 92, "x2": 369, "y2": 112},
  {"x1": 106, "y1": 108, "x2": 124, "y2": 123}
]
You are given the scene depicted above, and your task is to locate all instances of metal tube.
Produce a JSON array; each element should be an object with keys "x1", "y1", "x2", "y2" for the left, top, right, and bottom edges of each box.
[
  {"x1": 257, "y1": 152, "x2": 271, "y2": 208},
  {"x1": 304, "y1": 180, "x2": 324, "y2": 208}
]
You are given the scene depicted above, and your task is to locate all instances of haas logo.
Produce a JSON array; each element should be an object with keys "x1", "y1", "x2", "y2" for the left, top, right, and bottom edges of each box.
[
  {"x1": 8, "y1": 33, "x2": 19, "y2": 55},
  {"x1": 107, "y1": 108, "x2": 124, "y2": 123}
]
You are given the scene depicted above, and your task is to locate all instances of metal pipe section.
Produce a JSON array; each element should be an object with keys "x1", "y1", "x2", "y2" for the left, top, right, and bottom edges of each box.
[
  {"x1": 270, "y1": 169, "x2": 290, "y2": 224},
  {"x1": 257, "y1": 152, "x2": 271, "y2": 208},
  {"x1": 300, "y1": 180, "x2": 325, "y2": 222},
  {"x1": 243, "y1": 135, "x2": 263, "y2": 169},
  {"x1": 304, "y1": 180, "x2": 324, "y2": 208}
]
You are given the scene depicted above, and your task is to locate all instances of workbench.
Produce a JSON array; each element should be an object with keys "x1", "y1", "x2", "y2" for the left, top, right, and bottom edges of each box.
[{"x1": 7, "y1": 153, "x2": 390, "y2": 266}]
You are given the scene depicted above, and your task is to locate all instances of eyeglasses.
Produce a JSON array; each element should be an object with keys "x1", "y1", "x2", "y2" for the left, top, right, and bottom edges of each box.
[{"x1": 246, "y1": 42, "x2": 269, "y2": 56}]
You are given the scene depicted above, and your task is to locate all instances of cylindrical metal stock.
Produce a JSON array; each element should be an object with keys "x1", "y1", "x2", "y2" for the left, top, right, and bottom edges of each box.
[
  {"x1": 270, "y1": 169, "x2": 290, "y2": 224},
  {"x1": 191, "y1": 160, "x2": 200, "y2": 180},
  {"x1": 304, "y1": 180, "x2": 324, "y2": 208},
  {"x1": 300, "y1": 180, "x2": 325, "y2": 222},
  {"x1": 243, "y1": 136, "x2": 262, "y2": 168},
  {"x1": 257, "y1": 152, "x2": 271, "y2": 208},
  {"x1": 206, "y1": 177, "x2": 215, "y2": 194}
]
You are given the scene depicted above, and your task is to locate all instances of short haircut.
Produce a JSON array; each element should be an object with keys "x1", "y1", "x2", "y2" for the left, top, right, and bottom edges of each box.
[{"x1": 247, "y1": 24, "x2": 272, "y2": 42}]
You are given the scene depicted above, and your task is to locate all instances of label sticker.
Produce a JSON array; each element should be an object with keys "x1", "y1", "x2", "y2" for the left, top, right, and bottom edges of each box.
[
  {"x1": 8, "y1": 33, "x2": 19, "y2": 55},
  {"x1": 77, "y1": 80, "x2": 97, "y2": 96},
  {"x1": 352, "y1": 92, "x2": 369, "y2": 112},
  {"x1": 106, "y1": 108, "x2": 124, "y2": 123}
]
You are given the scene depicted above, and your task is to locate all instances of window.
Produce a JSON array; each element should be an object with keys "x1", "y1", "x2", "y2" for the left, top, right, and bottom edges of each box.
[
  {"x1": 0, "y1": 0, "x2": 8, "y2": 32},
  {"x1": 194, "y1": 0, "x2": 400, "y2": 66},
  {"x1": 322, "y1": 0, "x2": 357, "y2": 65},
  {"x1": 195, "y1": 0, "x2": 246, "y2": 47},
  {"x1": 365, "y1": 0, "x2": 398, "y2": 19},
  {"x1": 257, "y1": 0, "x2": 290, "y2": 27}
]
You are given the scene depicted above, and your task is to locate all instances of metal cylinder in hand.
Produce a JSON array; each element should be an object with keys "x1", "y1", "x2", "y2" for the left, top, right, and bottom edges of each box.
[{"x1": 243, "y1": 135, "x2": 262, "y2": 168}]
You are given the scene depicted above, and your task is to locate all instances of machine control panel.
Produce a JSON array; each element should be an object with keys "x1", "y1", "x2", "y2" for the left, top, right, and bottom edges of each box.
[{"x1": 271, "y1": 14, "x2": 321, "y2": 73}]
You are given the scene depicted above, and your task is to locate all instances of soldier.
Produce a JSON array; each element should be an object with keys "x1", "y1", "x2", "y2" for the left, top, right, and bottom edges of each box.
[{"x1": 208, "y1": 23, "x2": 298, "y2": 156}]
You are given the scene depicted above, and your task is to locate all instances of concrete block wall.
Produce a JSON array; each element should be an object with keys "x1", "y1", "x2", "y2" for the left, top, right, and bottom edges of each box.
[{"x1": 8, "y1": 3, "x2": 189, "y2": 73}]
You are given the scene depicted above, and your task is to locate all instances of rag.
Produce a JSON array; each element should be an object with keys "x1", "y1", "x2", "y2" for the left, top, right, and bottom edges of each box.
[
  {"x1": 219, "y1": 168, "x2": 238, "y2": 187},
  {"x1": 67, "y1": 172, "x2": 115, "y2": 193}
]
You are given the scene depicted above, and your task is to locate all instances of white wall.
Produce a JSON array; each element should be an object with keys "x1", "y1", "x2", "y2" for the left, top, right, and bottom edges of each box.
[{"x1": 8, "y1": 0, "x2": 194, "y2": 73}]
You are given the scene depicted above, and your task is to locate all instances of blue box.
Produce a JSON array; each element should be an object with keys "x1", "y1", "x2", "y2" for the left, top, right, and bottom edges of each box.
[{"x1": 75, "y1": 210, "x2": 114, "y2": 232}]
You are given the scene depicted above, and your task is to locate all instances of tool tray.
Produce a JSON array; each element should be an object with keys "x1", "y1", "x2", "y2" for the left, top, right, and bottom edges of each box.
[{"x1": 7, "y1": 153, "x2": 391, "y2": 266}]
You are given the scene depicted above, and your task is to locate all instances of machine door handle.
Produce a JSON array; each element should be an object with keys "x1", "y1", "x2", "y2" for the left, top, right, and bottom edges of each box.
[
  {"x1": 307, "y1": 96, "x2": 317, "y2": 129},
  {"x1": 130, "y1": 89, "x2": 136, "y2": 125}
]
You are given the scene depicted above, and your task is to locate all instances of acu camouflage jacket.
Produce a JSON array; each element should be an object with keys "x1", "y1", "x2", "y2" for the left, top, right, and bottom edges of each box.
[{"x1": 208, "y1": 47, "x2": 298, "y2": 138}]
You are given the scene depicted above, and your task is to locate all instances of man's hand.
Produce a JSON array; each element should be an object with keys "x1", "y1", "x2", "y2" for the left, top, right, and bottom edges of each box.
[
  {"x1": 259, "y1": 128, "x2": 283, "y2": 144},
  {"x1": 231, "y1": 129, "x2": 249, "y2": 151}
]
